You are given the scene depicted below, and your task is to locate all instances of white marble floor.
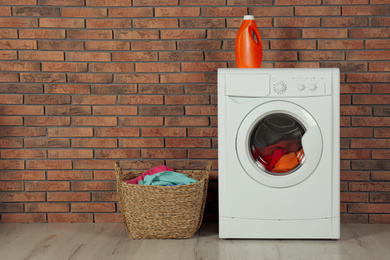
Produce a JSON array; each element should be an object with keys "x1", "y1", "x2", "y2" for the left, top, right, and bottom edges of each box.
[{"x1": 1, "y1": 223, "x2": 390, "y2": 260}]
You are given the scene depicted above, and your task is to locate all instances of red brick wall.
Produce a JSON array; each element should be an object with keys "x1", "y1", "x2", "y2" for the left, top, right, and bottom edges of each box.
[{"x1": 0, "y1": 0, "x2": 389, "y2": 224}]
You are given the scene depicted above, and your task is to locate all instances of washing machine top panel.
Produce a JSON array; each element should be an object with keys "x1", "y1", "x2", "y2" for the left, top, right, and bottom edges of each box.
[{"x1": 220, "y1": 68, "x2": 334, "y2": 98}]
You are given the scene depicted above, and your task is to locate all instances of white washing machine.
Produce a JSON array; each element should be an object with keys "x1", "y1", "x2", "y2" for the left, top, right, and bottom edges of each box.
[{"x1": 218, "y1": 68, "x2": 340, "y2": 239}]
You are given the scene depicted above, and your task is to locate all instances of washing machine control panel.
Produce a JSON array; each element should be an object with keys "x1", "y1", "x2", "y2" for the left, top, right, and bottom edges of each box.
[{"x1": 271, "y1": 74, "x2": 331, "y2": 97}]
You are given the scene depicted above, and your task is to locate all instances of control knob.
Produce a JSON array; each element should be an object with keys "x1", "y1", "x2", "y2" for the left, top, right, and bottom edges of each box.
[
  {"x1": 274, "y1": 82, "x2": 287, "y2": 94},
  {"x1": 297, "y1": 84, "x2": 305, "y2": 91},
  {"x1": 308, "y1": 84, "x2": 317, "y2": 91}
]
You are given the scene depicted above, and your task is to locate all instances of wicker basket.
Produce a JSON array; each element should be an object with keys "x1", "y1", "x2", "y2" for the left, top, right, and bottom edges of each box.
[{"x1": 114, "y1": 161, "x2": 210, "y2": 239}]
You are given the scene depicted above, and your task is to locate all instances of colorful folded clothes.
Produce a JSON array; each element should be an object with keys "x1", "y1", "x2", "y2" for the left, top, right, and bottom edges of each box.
[
  {"x1": 125, "y1": 165, "x2": 174, "y2": 184},
  {"x1": 138, "y1": 171, "x2": 198, "y2": 186}
]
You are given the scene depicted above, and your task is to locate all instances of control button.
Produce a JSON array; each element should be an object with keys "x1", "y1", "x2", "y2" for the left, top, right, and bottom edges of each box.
[
  {"x1": 274, "y1": 82, "x2": 287, "y2": 94},
  {"x1": 308, "y1": 84, "x2": 317, "y2": 91},
  {"x1": 297, "y1": 84, "x2": 305, "y2": 91}
]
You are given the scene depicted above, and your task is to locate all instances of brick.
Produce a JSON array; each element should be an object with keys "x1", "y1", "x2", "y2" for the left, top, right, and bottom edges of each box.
[
  {"x1": 87, "y1": 19, "x2": 132, "y2": 29},
  {"x1": 275, "y1": 62, "x2": 319, "y2": 69},
  {"x1": 48, "y1": 128, "x2": 93, "y2": 138},
  {"x1": 340, "y1": 128, "x2": 372, "y2": 138},
  {"x1": 351, "y1": 139, "x2": 390, "y2": 149},
  {"x1": 86, "y1": 0, "x2": 131, "y2": 6},
  {"x1": 276, "y1": 0, "x2": 321, "y2": 3},
  {"x1": 133, "y1": 18, "x2": 178, "y2": 29},
  {"x1": 349, "y1": 28, "x2": 390, "y2": 38},
  {"x1": 0, "y1": 127, "x2": 46, "y2": 136},
  {"x1": 40, "y1": 0, "x2": 85, "y2": 5},
  {"x1": 25, "y1": 116, "x2": 70, "y2": 126},
  {"x1": 189, "y1": 149, "x2": 218, "y2": 159},
  {"x1": 353, "y1": 95, "x2": 390, "y2": 104},
  {"x1": 72, "y1": 203, "x2": 115, "y2": 212},
  {"x1": 25, "y1": 203, "x2": 69, "y2": 212},
  {"x1": 202, "y1": 7, "x2": 247, "y2": 17},
  {"x1": 1, "y1": 149, "x2": 47, "y2": 159},
  {"x1": 371, "y1": 17, "x2": 390, "y2": 27},
  {"x1": 142, "y1": 149, "x2": 187, "y2": 159},
  {"x1": 369, "y1": 215, "x2": 390, "y2": 224},
  {"x1": 188, "y1": 128, "x2": 218, "y2": 137},
  {"x1": 133, "y1": 0, "x2": 178, "y2": 6},
  {"x1": 0, "y1": 29, "x2": 18, "y2": 38},
  {"x1": 135, "y1": 63, "x2": 180, "y2": 73},
  {"x1": 295, "y1": 6, "x2": 340, "y2": 16},
  {"x1": 139, "y1": 106, "x2": 184, "y2": 116},
  {"x1": 323, "y1": 62, "x2": 367, "y2": 72},
  {"x1": 68, "y1": 74, "x2": 113, "y2": 84},
  {"x1": 270, "y1": 40, "x2": 316, "y2": 50},
  {"x1": 347, "y1": 73, "x2": 390, "y2": 83},
  {"x1": 322, "y1": 17, "x2": 368, "y2": 27},
  {"x1": 186, "y1": 106, "x2": 217, "y2": 115},
  {"x1": 39, "y1": 40, "x2": 84, "y2": 51},
  {"x1": 299, "y1": 51, "x2": 344, "y2": 61},
  {"x1": 25, "y1": 138, "x2": 70, "y2": 148},
  {"x1": 95, "y1": 149, "x2": 140, "y2": 159},
  {"x1": 73, "y1": 117, "x2": 117, "y2": 126},
  {"x1": 0, "y1": 192, "x2": 45, "y2": 202},
  {"x1": 372, "y1": 151, "x2": 390, "y2": 160},
  {"x1": 341, "y1": 84, "x2": 370, "y2": 94},
  {"x1": 73, "y1": 160, "x2": 115, "y2": 170},
  {"x1": 47, "y1": 192, "x2": 91, "y2": 201},
  {"x1": 118, "y1": 95, "x2": 163, "y2": 105},
  {"x1": 2, "y1": 213, "x2": 46, "y2": 223},
  {"x1": 94, "y1": 106, "x2": 138, "y2": 115},
  {"x1": 302, "y1": 29, "x2": 347, "y2": 38},
  {"x1": 68, "y1": 30, "x2": 112, "y2": 40},
  {"x1": 374, "y1": 129, "x2": 390, "y2": 138},
  {"x1": 66, "y1": 52, "x2": 111, "y2": 62},
  {"x1": 47, "y1": 171, "x2": 93, "y2": 180},
  {"x1": 42, "y1": 62, "x2": 88, "y2": 72},
  {"x1": 20, "y1": 51, "x2": 64, "y2": 61},
  {"x1": 48, "y1": 213, "x2": 93, "y2": 223},
  {"x1": 120, "y1": 138, "x2": 164, "y2": 148},
  {"x1": 46, "y1": 106, "x2": 91, "y2": 116},
  {"x1": 72, "y1": 181, "x2": 116, "y2": 191},
  {"x1": 349, "y1": 204, "x2": 390, "y2": 214},
  {"x1": 161, "y1": 29, "x2": 206, "y2": 39},
  {"x1": 25, "y1": 181, "x2": 70, "y2": 191},
  {"x1": 182, "y1": 62, "x2": 227, "y2": 72},
  {"x1": 0, "y1": 116, "x2": 23, "y2": 125},
  {"x1": 0, "y1": 40, "x2": 37, "y2": 50},
  {"x1": 26, "y1": 160, "x2": 72, "y2": 170},
  {"x1": 159, "y1": 51, "x2": 203, "y2": 61},
  {"x1": 109, "y1": 8, "x2": 153, "y2": 17},
  {"x1": 142, "y1": 127, "x2": 186, "y2": 137},
  {"x1": 112, "y1": 52, "x2": 157, "y2": 62},
  {"x1": 40, "y1": 18, "x2": 84, "y2": 28},
  {"x1": 155, "y1": 7, "x2": 200, "y2": 17},
  {"x1": 343, "y1": 6, "x2": 388, "y2": 16},
  {"x1": 139, "y1": 85, "x2": 184, "y2": 94},
  {"x1": 86, "y1": 41, "x2": 130, "y2": 51},
  {"x1": 90, "y1": 63, "x2": 133, "y2": 73},
  {"x1": 181, "y1": 0, "x2": 224, "y2": 4},
  {"x1": 48, "y1": 149, "x2": 93, "y2": 159},
  {"x1": 14, "y1": 7, "x2": 60, "y2": 17},
  {"x1": 370, "y1": 62, "x2": 390, "y2": 72},
  {"x1": 165, "y1": 95, "x2": 210, "y2": 105},
  {"x1": 114, "y1": 29, "x2": 159, "y2": 40},
  {"x1": 165, "y1": 117, "x2": 209, "y2": 126},
  {"x1": 352, "y1": 160, "x2": 390, "y2": 170},
  {"x1": 131, "y1": 40, "x2": 176, "y2": 51},
  {"x1": 95, "y1": 213, "x2": 122, "y2": 223},
  {"x1": 353, "y1": 117, "x2": 390, "y2": 127},
  {"x1": 25, "y1": 94, "x2": 70, "y2": 104},
  {"x1": 0, "y1": 83, "x2": 42, "y2": 93},
  {"x1": 341, "y1": 192, "x2": 368, "y2": 203},
  {"x1": 95, "y1": 127, "x2": 139, "y2": 137},
  {"x1": 180, "y1": 18, "x2": 225, "y2": 28},
  {"x1": 0, "y1": 18, "x2": 38, "y2": 28},
  {"x1": 0, "y1": 203, "x2": 23, "y2": 213},
  {"x1": 21, "y1": 73, "x2": 66, "y2": 83},
  {"x1": 19, "y1": 29, "x2": 65, "y2": 39},
  {"x1": 114, "y1": 74, "x2": 159, "y2": 84},
  {"x1": 0, "y1": 51, "x2": 17, "y2": 60},
  {"x1": 0, "y1": 94, "x2": 23, "y2": 103},
  {"x1": 0, "y1": 182, "x2": 23, "y2": 191},
  {"x1": 119, "y1": 160, "x2": 165, "y2": 170},
  {"x1": 340, "y1": 106, "x2": 371, "y2": 115},
  {"x1": 275, "y1": 18, "x2": 320, "y2": 27},
  {"x1": 166, "y1": 138, "x2": 210, "y2": 148},
  {"x1": 0, "y1": 6, "x2": 11, "y2": 16},
  {"x1": 72, "y1": 138, "x2": 117, "y2": 148},
  {"x1": 0, "y1": 105, "x2": 43, "y2": 115},
  {"x1": 249, "y1": 7, "x2": 292, "y2": 17},
  {"x1": 340, "y1": 171, "x2": 370, "y2": 181},
  {"x1": 318, "y1": 40, "x2": 364, "y2": 50},
  {"x1": 161, "y1": 73, "x2": 206, "y2": 83},
  {"x1": 324, "y1": 0, "x2": 368, "y2": 3},
  {"x1": 119, "y1": 117, "x2": 164, "y2": 126},
  {"x1": 92, "y1": 84, "x2": 137, "y2": 94},
  {"x1": 93, "y1": 171, "x2": 116, "y2": 180},
  {"x1": 205, "y1": 51, "x2": 235, "y2": 61},
  {"x1": 0, "y1": 139, "x2": 23, "y2": 148},
  {"x1": 373, "y1": 84, "x2": 390, "y2": 94},
  {"x1": 92, "y1": 192, "x2": 117, "y2": 201},
  {"x1": 371, "y1": 172, "x2": 390, "y2": 181},
  {"x1": 347, "y1": 51, "x2": 390, "y2": 61},
  {"x1": 62, "y1": 8, "x2": 107, "y2": 17},
  {"x1": 340, "y1": 150, "x2": 370, "y2": 160},
  {"x1": 374, "y1": 107, "x2": 390, "y2": 116}
]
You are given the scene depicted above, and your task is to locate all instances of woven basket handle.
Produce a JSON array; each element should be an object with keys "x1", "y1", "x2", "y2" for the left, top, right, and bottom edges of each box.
[
  {"x1": 114, "y1": 161, "x2": 122, "y2": 180},
  {"x1": 206, "y1": 161, "x2": 212, "y2": 172}
]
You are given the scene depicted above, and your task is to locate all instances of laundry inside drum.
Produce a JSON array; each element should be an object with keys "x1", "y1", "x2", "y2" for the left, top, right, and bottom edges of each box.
[{"x1": 249, "y1": 113, "x2": 306, "y2": 175}]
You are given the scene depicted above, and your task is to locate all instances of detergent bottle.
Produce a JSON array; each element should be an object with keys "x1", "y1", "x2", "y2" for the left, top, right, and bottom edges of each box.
[{"x1": 235, "y1": 15, "x2": 263, "y2": 68}]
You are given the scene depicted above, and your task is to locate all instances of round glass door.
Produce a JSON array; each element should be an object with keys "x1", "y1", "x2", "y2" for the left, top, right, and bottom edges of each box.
[
  {"x1": 250, "y1": 113, "x2": 306, "y2": 175},
  {"x1": 236, "y1": 101, "x2": 323, "y2": 188}
]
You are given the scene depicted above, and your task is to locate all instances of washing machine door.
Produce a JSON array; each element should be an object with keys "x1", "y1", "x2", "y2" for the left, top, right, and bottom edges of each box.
[{"x1": 236, "y1": 101, "x2": 323, "y2": 188}]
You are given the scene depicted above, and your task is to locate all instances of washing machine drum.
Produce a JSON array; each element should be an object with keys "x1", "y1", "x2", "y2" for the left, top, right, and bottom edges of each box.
[{"x1": 236, "y1": 101, "x2": 323, "y2": 188}]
